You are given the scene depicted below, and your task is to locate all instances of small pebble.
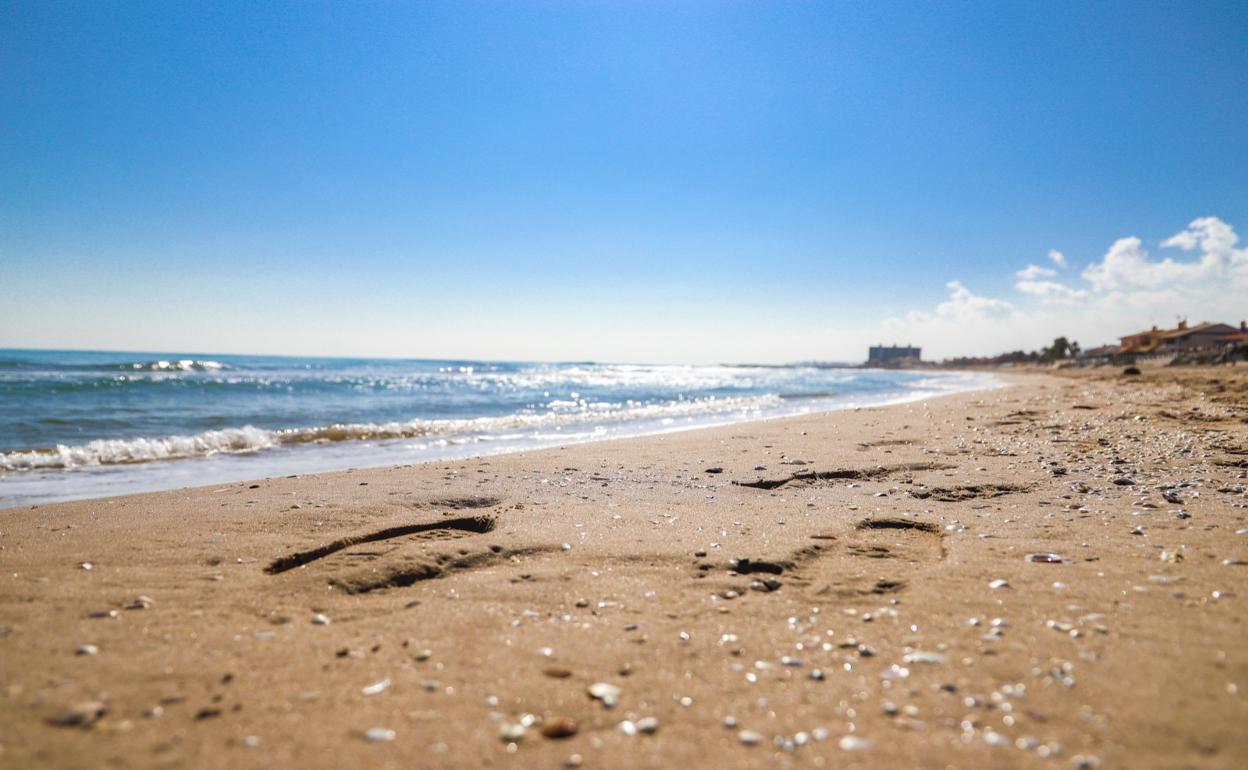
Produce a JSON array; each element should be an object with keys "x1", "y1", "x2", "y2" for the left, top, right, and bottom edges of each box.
[
  {"x1": 983, "y1": 730, "x2": 1009, "y2": 747},
  {"x1": 499, "y1": 723, "x2": 526, "y2": 741},
  {"x1": 541, "y1": 716, "x2": 578, "y2": 739},
  {"x1": 1026, "y1": 553, "x2": 1062, "y2": 564},
  {"x1": 364, "y1": 727, "x2": 396, "y2": 742},
  {"x1": 47, "y1": 701, "x2": 106, "y2": 728}
]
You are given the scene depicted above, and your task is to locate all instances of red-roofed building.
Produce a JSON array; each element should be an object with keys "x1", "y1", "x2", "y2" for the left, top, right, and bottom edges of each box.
[
  {"x1": 1158, "y1": 320, "x2": 1240, "y2": 351},
  {"x1": 1216, "y1": 321, "x2": 1248, "y2": 346},
  {"x1": 1116, "y1": 325, "x2": 1164, "y2": 355}
]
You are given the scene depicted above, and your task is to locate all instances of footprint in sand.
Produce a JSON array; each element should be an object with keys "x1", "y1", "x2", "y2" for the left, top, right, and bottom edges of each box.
[
  {"x1": 731, "y1": 462, "x2": 955, "y2": 491},
  {"x1": 909, "y1": 483, "x2": 1030, "y2": 502},
  {"x1": 265, "y1": 507, "x2": 558, "y2": 594},
  {"x1": 697, "y1": 516, "x2": 945, "y2": 600},
  {"x1": 814, "y1": 517, "x2": 945, "y2": 597}
]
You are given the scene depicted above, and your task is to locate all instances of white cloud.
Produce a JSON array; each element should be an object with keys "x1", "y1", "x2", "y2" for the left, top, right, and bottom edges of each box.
[
  {"x1": 1164, "y1": 216, "x2": 1248, "y2": 288},
  {"x1": 1017, "y1": 264, "x2": 1056, "y2": 280},
  {"x1": 1015, "y1": 279, "x2": 1090, "y2": 303},
  {"x1": 927, "y1": 280, "x2": 1013, "y2": 322},
  {"x1": 897, "y1": 281, "x2": 1013, "y2": 327},
  {"x1": 1083, "y1": 217, "x2": 1248, "y2": 291},
  {"x1": 944, "y1": 280, "x2": 1011, "y2": 317},
  {"x1": 855, "y1": 216, "x2": 1247, "y2": 360},
  {"x1": 878, "y1": 281, "x2": 1020, "y2": 353},
  {"x1": 1080, "y1": 236, "x2": 1172, "y2": 291}
]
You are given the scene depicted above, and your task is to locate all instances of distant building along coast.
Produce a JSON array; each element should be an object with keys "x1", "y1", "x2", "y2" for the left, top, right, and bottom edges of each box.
[
  {"x1": 868, "y1": 344, "x2": 922, "y2": 367},
  {"x1": 860, "y1": 318, "x2": 1248, "y2": 370},
  {"x1": 1108, "y1": 319, "x2": 1246, "y2": 364}
]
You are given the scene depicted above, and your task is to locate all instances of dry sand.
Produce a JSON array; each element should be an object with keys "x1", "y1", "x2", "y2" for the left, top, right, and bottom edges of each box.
[{"x1": 1, "y1": 368, "x2": 1246, "y2": 769}]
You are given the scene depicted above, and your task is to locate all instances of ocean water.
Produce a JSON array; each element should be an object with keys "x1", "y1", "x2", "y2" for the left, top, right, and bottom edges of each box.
[{"x1": 0, "y1": 350, "x2": 997, "y2": 508}]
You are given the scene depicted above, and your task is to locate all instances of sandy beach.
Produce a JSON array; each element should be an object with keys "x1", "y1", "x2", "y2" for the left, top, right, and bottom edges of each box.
[{"x1": 1, "y1": 367, "x2": 1245, "y2": 769}]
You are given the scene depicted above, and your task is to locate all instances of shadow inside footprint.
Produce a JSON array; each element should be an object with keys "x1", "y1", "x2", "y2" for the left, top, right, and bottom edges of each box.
[
  {"x1": 910, "y1": 484, "x2": 1029, "y2": 502},
  {"x1": 734, "y1": 462, "x2": 956, "y2": 490},
  {"x1": 266, "y1": 515, "x2": 497, "y2": 575},
  {"x1": 329, "y1": 544, "x2": 559, "y2": 594},
  {"x1": 856, "y1": 517, "x2": 940, "y2": 533}
]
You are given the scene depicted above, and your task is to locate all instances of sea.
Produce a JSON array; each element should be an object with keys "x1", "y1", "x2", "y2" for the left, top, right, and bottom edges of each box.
[{"x1": 0, "y1": 349, "x2": 998, "y2": 508}]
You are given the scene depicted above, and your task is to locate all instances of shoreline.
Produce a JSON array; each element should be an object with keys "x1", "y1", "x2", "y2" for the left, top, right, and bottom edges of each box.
[
  {"x1": 0, "y1": 371, "x2": 1001, "y2": 510},
  {"x1": 1, "y1": 368, "x2": 1244, "y2": 769}
]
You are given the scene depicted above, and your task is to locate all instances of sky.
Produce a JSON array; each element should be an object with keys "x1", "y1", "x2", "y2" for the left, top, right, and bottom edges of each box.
[{"x1": 2, "y1": 0, "x2": 1246, "y2": 363}]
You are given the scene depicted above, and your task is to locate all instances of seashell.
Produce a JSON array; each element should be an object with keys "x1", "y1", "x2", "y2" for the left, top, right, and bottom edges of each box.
[
  {"x1": 586, "y1": 682, "x2": 621, "y2": 707},
  {"x1": 361, "y1": 678, "x2": 390, "y2": 696}
]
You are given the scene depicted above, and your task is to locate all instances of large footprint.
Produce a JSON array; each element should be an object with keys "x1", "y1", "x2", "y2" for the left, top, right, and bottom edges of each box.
[
  {"x1": 266, "y1": 512, "x2": 557, "y2": 594},
  {"x1": 808, "y1": 517, "x2": 945, "y2": 598},
  {"x1": 696, "y1": 516, "x2": 945, "y2": 600},
  {"x1": 732, "y1": 462, "x2": 955, "y2": 490}
]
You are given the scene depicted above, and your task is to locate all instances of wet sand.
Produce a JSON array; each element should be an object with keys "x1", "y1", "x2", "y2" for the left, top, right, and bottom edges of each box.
[{"x1": 1, "y1": 368, "x2": 1246, "y2": 769}]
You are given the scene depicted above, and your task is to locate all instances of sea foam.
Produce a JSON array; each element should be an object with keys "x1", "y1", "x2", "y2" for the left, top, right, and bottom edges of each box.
[{"x1": 0, "y1": 394, "x2": 780, "y2": 471}]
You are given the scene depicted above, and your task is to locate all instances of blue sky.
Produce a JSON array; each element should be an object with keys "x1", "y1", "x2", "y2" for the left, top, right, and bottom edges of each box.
[{"x1": 2, "y1": 1, "x2": 1246, "y2": 362}]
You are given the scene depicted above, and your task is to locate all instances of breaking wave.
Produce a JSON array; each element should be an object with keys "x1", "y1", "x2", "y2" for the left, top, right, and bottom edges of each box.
[
  {"x1": 122, "y1": 359, "x2": 227, "y2": 372},
  {"x1": 0, "y1": 393, "x2": 781, "y2": 472},
  {"x1": 0, "y1": 357, "x2": 228, "y2": 372}
]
